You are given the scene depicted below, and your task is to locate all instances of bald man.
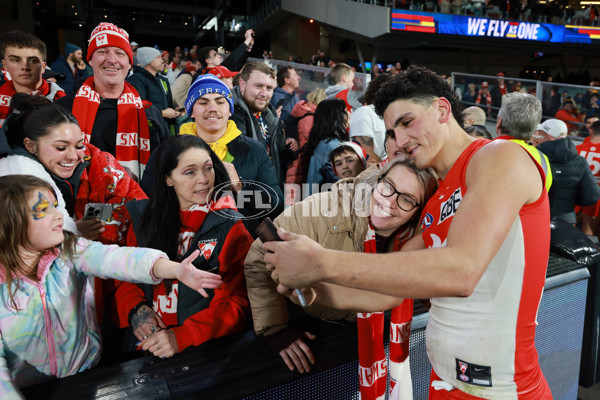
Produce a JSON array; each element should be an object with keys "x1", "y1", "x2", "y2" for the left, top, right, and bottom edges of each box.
[{"x1": 462, "y1": 106, "x2": 487, "y2": 128}]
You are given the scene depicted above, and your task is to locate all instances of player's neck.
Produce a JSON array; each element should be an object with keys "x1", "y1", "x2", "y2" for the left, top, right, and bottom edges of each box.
[{"x1": 433, "y1": 127, "x2": 477, "y2": 180}]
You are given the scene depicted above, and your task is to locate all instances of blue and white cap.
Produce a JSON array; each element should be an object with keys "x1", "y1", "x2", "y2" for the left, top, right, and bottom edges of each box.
[{"x1": 185, "y1": 74, "x2": 234, "y2": 117}]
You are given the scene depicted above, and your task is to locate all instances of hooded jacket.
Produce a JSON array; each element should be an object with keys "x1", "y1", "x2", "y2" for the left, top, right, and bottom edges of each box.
[
  {"x1": 537, "y1": 138, "x2": 600, "y2": 223},
  {"x1": 325, "y1": 84, "x2": 362, "y2": 111},
  {"x1": 285, "y1": 100, "x2": 316, "y2": 185}
]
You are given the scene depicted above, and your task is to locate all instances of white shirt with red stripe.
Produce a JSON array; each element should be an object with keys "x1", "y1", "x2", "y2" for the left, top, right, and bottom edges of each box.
[{"x1": 421, "y1": 140, "x2": 551, "y2": 399}]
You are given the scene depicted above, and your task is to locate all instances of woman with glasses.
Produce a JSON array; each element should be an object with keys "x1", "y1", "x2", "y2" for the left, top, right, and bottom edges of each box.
[{"x1": 244, "y1": 157, "x2": 437, "y2": 394}]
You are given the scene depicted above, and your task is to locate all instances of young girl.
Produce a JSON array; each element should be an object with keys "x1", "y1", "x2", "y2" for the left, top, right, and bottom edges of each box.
[
  {"x1": 114, "y1": 135, "x2": 253, "y2": 358},
  {"x1": 0, "y1": 175, "x2": 222, "y2": 399}
]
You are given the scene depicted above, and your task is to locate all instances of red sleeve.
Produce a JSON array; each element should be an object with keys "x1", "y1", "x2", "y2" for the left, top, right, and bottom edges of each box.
[
  {"x1": 112, "y1": 228, "x2": 150, "y2": 329},
  {"x1": 171, "y1": 220, "x2": 253, "y2": 352},
  {"x1": 75, "y1": 143, "x2": 148, "y2": 246}
]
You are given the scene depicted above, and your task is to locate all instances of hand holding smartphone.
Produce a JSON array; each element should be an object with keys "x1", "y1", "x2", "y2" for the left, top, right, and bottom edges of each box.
[
  {"x1": 255, "y1": 218, "x2": 307, "y2": 307},
  {"x1": 83, "y1": 203, "x2": 113, "y2": 222}
]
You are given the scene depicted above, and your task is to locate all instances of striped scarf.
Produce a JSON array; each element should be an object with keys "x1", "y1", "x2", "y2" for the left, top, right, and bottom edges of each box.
[
  {"x1": 0, "y1": 79, "x2": 65, "y2": 127},
  {"x1": 72, "y1": 76, "x2": 150, "y2": 181},
  {"x1": 358, "y1": 223, "x2": 414, "y2": 400}
]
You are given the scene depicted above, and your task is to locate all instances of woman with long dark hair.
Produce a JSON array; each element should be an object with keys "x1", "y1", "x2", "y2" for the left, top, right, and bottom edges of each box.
[
  {"x1": 114, "y1": 134, "x2": 253, "y2": 358},
  {"x1": 306, "y1": 97, "x2": 350, "y2": 194},
  {"x1": 2, "y1": 93, "x2": 146, "y2": 245}
]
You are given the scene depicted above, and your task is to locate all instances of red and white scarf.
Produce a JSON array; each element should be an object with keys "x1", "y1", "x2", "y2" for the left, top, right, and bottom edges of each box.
[
  {"x1": 0, "y1": 79, "x2": 65, "y2": 127},
  {"x1": 358, "y1": 224, "x2": 414, "y2": 400},
  {"x1": 72, "y1": 76, "x2": 150, "y2": 181}
]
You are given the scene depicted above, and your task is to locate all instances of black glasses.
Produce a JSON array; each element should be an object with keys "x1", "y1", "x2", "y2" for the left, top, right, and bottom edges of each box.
[{"x1": 375, "y1": 177, "x2": 420, "y2": 212}]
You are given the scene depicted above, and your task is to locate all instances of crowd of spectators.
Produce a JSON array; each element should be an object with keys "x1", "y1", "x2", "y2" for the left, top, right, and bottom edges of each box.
[
  {"x1": 1, "y1": 17, "x2": 600, "y2": 399},
  {"x1": 353, "y1": 0, "x2": 600, "y2": 26}
]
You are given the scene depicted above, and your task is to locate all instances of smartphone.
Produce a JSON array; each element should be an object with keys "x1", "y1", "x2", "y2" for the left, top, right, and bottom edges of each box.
[
  {"x1": 255, "y1": 218, "x2": 307, "y2": 307},
  {"x1": 83, "y1": 203, "x2": 113, "y2": 222}
]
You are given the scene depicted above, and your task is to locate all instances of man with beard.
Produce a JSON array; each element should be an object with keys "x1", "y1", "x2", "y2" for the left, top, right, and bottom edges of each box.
[
  {"x1": 231, "y1": 61, "x2": 288, "y2": 183},
  {"x1": 51, "y1": 42, "x2": 90, "y2": 95}
]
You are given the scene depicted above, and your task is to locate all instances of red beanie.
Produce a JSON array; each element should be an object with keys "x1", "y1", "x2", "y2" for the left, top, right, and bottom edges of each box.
[{"x1": 87, "y1": 22, "x2": 133, "y2": 64}]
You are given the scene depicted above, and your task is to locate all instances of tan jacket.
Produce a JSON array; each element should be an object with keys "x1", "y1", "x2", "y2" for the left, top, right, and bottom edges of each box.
[{"x1": 244, "y1": 179, "x2": 371, "y2": 336}]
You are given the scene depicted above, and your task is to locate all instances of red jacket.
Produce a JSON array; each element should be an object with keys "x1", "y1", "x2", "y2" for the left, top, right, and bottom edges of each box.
[
  {"x1": 114, "y1": 203, "x2": 252, "y2": 352},
  {"x1": 286, "y1": 100, "x2": 316, "y2": 185},
  {"x1": 74, "y1": 143, "x2": 147, "y2": 246}
]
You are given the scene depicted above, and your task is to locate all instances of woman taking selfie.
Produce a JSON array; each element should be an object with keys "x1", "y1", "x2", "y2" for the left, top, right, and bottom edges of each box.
[
  {"x1": 114, "y1": 135, "x2": 253, "y2": 358},
  {"x1": 245, "y1": 158, "x2": 438, "y2": 399}
]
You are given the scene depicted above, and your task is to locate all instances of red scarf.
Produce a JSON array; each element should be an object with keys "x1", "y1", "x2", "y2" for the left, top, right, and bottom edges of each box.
[
  {"x1": 475, "y1": 90, "x2": 492, "y2": 115},
  {"x1": 358, "y1": 224, "x2": 414, "y2": 400},
  {"x1": 0, "y1": 79, "x2": 65, "y2": 127},
  {"x1": 72, "y1": 76, "x2": 150, "y2": 181}
]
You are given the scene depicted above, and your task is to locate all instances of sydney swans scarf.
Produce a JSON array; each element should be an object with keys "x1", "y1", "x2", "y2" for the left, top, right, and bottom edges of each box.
[
  {"x1": 0, "y1": 79, "x2": 65, "y2": 127},
  {"x1": 358, "y1": 224, "x2": 414, "y2": 400},
  {"x1": 72, "y1": 77, "x2": 150, "y2": 181}
]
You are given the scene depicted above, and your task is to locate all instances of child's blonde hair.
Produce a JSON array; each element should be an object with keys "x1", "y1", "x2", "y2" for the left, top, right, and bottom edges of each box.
[{"x1": 0, "y1": 175, "x2": 77, "y2": 310}]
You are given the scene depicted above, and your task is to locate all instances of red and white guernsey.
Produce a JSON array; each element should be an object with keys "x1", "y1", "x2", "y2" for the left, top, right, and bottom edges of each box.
[{"x1": 421, "y1": 140, "x2": 551, "y2": 399}]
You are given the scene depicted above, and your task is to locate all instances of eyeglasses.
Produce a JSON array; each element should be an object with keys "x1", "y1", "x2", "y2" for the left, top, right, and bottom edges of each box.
[{"x1": 375, "y1": 177, "x2": 420, "y2": 212}]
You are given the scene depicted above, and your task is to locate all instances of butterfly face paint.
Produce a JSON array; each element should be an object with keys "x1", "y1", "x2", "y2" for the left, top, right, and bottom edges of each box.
[{"x1": 31, "y1": 191, "x2": 58, "y2": 220}]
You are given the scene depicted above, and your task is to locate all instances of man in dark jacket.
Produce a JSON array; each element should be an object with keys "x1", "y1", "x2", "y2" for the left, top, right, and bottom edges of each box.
[
  {"x1": 533, "y1": 118, "x2": 600, "y2": 223},
  {"x1": 230, "y1": 62, "x2": 292, "y2": 184},
  {"x1": 127, "y1": 47, "x2": 181, "y2": 130},
  {"x1": 50, "y1": 42, "x2": 90, "y2": 96}
]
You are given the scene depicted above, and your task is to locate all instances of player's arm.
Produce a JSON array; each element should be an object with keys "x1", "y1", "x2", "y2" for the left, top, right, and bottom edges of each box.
[{"x1": 266, "y1": 141, "x2": 543, "y2": 304}]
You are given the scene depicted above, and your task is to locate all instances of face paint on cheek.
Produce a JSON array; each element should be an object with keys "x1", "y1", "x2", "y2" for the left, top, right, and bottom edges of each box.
[{"x1": 31, "y1": 192, "x2": 50, "y2": 220}]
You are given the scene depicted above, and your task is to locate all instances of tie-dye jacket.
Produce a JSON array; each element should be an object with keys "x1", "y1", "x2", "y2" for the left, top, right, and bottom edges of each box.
[{"x1": 0, "y1": 239, "x2": 166, "y2": 399}]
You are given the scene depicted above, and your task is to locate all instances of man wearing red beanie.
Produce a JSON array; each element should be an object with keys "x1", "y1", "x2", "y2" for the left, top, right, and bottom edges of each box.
[{"x1": 56, "y1": 22, "x2": 169, "y2": 182}]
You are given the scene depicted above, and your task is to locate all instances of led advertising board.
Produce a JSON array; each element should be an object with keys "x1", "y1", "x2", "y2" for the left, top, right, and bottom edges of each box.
[{"x1": 391, "y1": 9, "x2": 600, "y2": 44}]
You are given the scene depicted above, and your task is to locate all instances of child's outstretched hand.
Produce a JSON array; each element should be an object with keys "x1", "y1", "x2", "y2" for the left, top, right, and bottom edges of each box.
[{"x1": 175, "y1": 250, "x2": 223, "y2": 297}]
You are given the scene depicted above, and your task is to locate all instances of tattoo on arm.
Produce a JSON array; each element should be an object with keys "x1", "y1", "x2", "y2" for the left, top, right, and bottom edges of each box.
[
  {"x1": 131, "y1": 307, "x2": 154, "y2": 330},
  {"x1": 354, "y1": 136, "x2": 374, "y2": 147}
]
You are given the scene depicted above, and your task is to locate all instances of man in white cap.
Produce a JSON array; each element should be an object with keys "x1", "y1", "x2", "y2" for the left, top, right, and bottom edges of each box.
[
  {"x1": 56, "y1": 22, "x2": 169, "y2": 181},
  {"x1": 127, "y1": 47, "x2": 180, "y2": 127},
  {"x1": 533, "y1": 118, "x2": 600, "y2": 223}
]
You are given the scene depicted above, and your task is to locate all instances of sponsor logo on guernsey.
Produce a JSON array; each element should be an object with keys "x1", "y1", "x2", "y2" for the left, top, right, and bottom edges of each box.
[
  {"x1": 198, "y1": 240, "x2": 218, "y2": 260},
  {"x1": 358, "y1": 359, "x2": 388, "y2": 387},
  {"x1": 421, "y1": 212, "x2": 434, "y2": 232},
  {"x1": 455, "y1": 358, "x2": 492, "y2": 387},
  {"x1": 439, "y1": 188, "x2": 462, "y2": 224}
]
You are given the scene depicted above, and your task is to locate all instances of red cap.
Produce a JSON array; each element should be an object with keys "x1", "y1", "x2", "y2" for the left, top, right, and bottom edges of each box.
[
  {"x1": 481, "y1": 81, "x2": 489, "y2": 88},
  {"x1": 87, "y1": 22, "x2": 133, "y2": 65},
  {"x1": 208, "y1": 65, "x2": 238, "y2": 79},
  {"x1": 161, "y1": 50, "x2": 169, "y2": 58},
  {"x1": 496, "y1": 72, "x2": 505, "y2": 77}
]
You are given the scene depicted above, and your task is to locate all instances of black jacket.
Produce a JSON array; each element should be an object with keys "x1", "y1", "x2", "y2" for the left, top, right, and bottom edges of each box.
[
  {"x1": 230, "y1": 85, "x2": 288, "y2": 183},
  {"x1": 126, "y1": 66, "x2": 173, "y2": 112},
  {"x1": 538, "y1": 138, "x2": 600, "y2": 223}
]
